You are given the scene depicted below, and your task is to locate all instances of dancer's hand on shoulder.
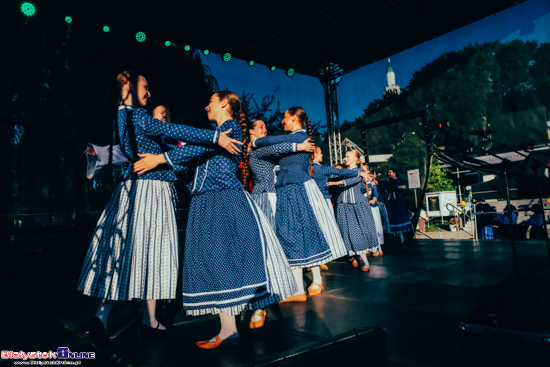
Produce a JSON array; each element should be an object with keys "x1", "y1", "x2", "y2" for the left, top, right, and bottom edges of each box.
[
  {"x1": 298, "y1": 138, "x2": 315, "y2": 152},
  {"x1": 218, "y1": 129, "x2": 243, "y2": 155},
  {"x1": 133, "y1": 153, "x2": 166, "y2": 175}
]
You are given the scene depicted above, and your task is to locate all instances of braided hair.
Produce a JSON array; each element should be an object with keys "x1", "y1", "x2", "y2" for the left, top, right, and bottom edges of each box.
[
  {"x1": 216, "y1": 91, "x2": 249, "y2": 189},
  {"x1": 286, "y1": 106, "x2": 314, "y2": 177}
]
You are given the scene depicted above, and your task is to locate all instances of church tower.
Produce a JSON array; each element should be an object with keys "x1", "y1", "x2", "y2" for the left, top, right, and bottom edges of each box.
[{"x1": 384, "y1": 58, "x2": 401, "y2": 95}]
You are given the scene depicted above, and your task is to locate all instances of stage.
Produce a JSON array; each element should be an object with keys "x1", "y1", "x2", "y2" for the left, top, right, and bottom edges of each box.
[{"x1": 2, "y1": 232, "x2": 549, "y2": 366}]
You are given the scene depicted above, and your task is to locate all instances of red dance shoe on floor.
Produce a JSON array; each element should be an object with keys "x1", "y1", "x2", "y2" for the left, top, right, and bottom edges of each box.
[{"x1": 196, "y1": 333, "x2": 240, "y2": 349}]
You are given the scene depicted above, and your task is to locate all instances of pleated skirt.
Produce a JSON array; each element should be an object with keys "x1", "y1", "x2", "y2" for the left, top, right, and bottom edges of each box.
[
  {"x1": 371, "y1": 206, "x2": 385, "y2": 245},
  {"x1": 251, "y1": 192, "x2": 277, "y2": 228},
  {"x1": 336, "y1": 200, "x2": 380, "y2": 255},
  {"x1": 386, "y1": 198, "x2": 412, "y2": 233},
  {"x1": 325, "y1": 198, "x2": 335, "y2": 218},
  {"x1": 77, "y1": 179, "x2": 179, "y2": 301},
  {"x1": 275, "y1": 180, "x2": 347, "y2": 268},
  {"x1": 182, "y1": 189, "x2": 296, "y2": 316}
]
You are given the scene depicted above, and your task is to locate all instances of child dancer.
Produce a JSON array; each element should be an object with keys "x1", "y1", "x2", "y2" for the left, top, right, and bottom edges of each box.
[{"x1": 328, "y1": 150, "x2": 379, "y2": 271}]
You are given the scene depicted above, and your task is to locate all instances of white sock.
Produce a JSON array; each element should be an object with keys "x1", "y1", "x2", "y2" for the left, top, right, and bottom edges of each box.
[
  {"x1": 359, "y1": 253, "x2": 369, "y2": 267},
  {"x1": 311, "y1": 266, "x2": 322, "y2": 289},
  {"x1": 292, "y1": 268, "x2": 305, "y2": 295},
  {"x1": 94, "y1": 299, "x2": 115, "y2": 329}
]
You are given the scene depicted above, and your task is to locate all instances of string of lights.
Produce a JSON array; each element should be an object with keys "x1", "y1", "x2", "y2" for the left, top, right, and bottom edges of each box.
[{"x1": 18, "y1": 2, "x2": 296, "y2": 76}]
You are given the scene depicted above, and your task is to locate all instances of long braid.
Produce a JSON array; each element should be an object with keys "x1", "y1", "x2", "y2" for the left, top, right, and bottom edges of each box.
[
  {"x1": 237, "y1": 111, "x2": 251, "y2": 190},
  {"x1": 304, "y1": 115, "x2": 315, "y2": 177},
  {"x1": 217, "y1": 91, "x2": 249, "y2": 189},
  {"x1": 288, "y1": 106, "x2": 315, "y2": 177}
]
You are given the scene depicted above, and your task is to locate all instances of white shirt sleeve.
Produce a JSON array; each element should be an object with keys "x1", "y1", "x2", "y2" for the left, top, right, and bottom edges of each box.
[{"x1": 86, "y1": 144, "x2": 128, "y2": 179}]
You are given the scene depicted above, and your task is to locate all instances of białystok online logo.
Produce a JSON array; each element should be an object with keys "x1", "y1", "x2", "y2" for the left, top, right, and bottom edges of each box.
[{"x1": 1, "y1": 348, "x2": 95, "y2": 360}]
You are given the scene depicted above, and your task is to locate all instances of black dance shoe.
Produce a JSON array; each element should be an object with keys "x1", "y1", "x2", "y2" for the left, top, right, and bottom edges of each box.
[
  {"x1": 85, "y1": 317, "x2": 110, "y2": 349},
  {"x1": 139, "y1": 322, "x2": 166, "y2": 340}
]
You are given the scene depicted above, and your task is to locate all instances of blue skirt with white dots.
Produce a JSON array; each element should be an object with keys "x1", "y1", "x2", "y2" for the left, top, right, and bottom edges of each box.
[
  {"x1": 77, "y1": 179, "x2": 179, "y2": 301},
  {"x1": 336, "y1": 200, "x2": 380, "y2": 255},
  {"x1": 275, "y1": 180, "x2": 348, "y2": 268},
  {"x1": 182, "y1": 189, "x2": 296, "y2": 316}
]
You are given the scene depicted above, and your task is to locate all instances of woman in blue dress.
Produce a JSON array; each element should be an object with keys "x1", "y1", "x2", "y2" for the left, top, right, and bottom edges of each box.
[
  {"x1": 312, "y1": 147, "x2": 360, "y2": 214},
  {"x1": 328, "y1": 150, "x2": 379, "y2": 271},
  {"x1": 251, "y1": 107, "x2": 348, "y2": 300},
  {"x1": 243, "y1": 119, "x2": 314, "y2": 328},
  {"x1": 385, "y1": 168, "x2": 412, "y2": 243},
  {"x1": 135, "y1": 92, "x2": 297, "y2": 349},
  {"x1": 77, "y1": 71, "x2": 242, "y2": 348}
]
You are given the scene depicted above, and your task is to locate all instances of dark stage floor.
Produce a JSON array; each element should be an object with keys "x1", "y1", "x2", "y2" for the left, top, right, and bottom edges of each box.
[{"x1": 2, "y1": 232, "x2": 550, "y2": 366}]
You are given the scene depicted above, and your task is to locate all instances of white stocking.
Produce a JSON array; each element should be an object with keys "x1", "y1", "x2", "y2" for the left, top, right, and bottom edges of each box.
[
  {"x1": 292, "y1": 268, "x2": 305, "y2": 295},
  {"x1": 310, "y1": 266, "x2": 322, "y2": 289}
]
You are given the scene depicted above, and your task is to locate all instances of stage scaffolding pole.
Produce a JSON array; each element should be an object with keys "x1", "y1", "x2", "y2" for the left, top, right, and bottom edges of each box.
[{"x1": 319, "y1": 63, "x2": 344, "y2": 166}]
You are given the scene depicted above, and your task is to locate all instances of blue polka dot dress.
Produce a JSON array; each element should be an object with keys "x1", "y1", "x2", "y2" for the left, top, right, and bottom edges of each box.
[
  {"x1": 252, "y1": 130, "x2": 348, "y2": 269},
  {"x1": 313, "y1": 161, "x2": 359, "y2": 215},
  {"x1": 78, "y1": 106, "x2": 220, "y2": 301},
  {"x1": 336, "y1": 168, "x2": 380, "y2": 255},
  {"x1": 385, "y1": 177, "x2": 412, "y2": 234},
  {"x1": 249, "y1": 142, "x2": 298, "y2": 227},
  {"x1": 165, "y1": 120, "x2": 297, "y2": 316}
]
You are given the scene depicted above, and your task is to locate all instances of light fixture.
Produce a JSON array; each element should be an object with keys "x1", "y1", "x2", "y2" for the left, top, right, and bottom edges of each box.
[{"x1": 135, "y1": 32, "x2": 146, "y2": 43}]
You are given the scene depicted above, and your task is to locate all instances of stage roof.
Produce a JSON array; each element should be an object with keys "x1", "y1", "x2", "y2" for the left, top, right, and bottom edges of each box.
[{"x1": 6, "y1": 0, "x2": 526, "y2": 77}]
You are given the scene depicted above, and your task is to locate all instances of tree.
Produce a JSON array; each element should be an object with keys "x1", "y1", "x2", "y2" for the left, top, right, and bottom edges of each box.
[{"x1": 426, "y1": 158, "x2": 456, "y2": 192}]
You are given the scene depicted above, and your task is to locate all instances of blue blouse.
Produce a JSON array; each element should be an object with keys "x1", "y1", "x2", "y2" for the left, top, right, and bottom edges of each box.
[
  {"x1": 249, "y1": 142, "x2": 298, "y2": 195},
  {"x1": 337, "y1": 167, "x2": 369, "y2": 205},
  {"x1": 366, "y1": 179, "x2": 379, "y2": 208},
  {"x1": 313, "y1": 162, "x2": 359, "y2": 200},
  {"x1": 252, "y1": 129, "x2": 312, "y2": 187},
  {"x1": 117, "y1": 105, "x2": 219, "y2": 181},
  {"x1": 164, "y1": 119, "x2": 244, "y2": 195}
]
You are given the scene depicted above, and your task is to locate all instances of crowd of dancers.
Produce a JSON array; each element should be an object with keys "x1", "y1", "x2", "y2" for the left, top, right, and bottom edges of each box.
[{"x1": 78, "y1": 70, "x2": 412, "y2": 350}]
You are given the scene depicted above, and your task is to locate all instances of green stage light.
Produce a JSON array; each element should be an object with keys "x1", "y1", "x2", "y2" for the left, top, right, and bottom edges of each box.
[
  {"x1": 203, "y1": 49, "x2": 210, "y2": 56},
  {"x1": 270, "y1": 66, "x2": 276, "y2": 72},
  {"x1": 136, "y1": 32, "x2": 146, "y2": 43},
  {"x1": 165, "y1": 40, "x2": 171, "y2": 47},
  {"x1": 287, "y1": 68, "x2": 295, "y2": 77},
  {"x1": 21, "y1": 2, "x2": 36, "y2": 16},
  {"x1": 103, "y1": 25, "x2": 110, "y2": 32},
  {"x1": 184, "y1": 45, "x2": 191, "y2": 51},
  {"x1": 248, "y1": 60, "x2": 255, "y2": 66},
  {"x1": 65, "y1": 16, "x2": 72, "y2": 24},
  {"x1": 222, "y1": 53, "x2": 232, "y2": 62}
]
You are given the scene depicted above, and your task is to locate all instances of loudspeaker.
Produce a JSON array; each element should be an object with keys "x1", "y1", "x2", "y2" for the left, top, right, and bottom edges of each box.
[
  {"x1": 460, "y1": 270, "x2": 550, "y2": 344},
  {"x1": 242, "y1": 327, "x2": 388, "y2": 367}
]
